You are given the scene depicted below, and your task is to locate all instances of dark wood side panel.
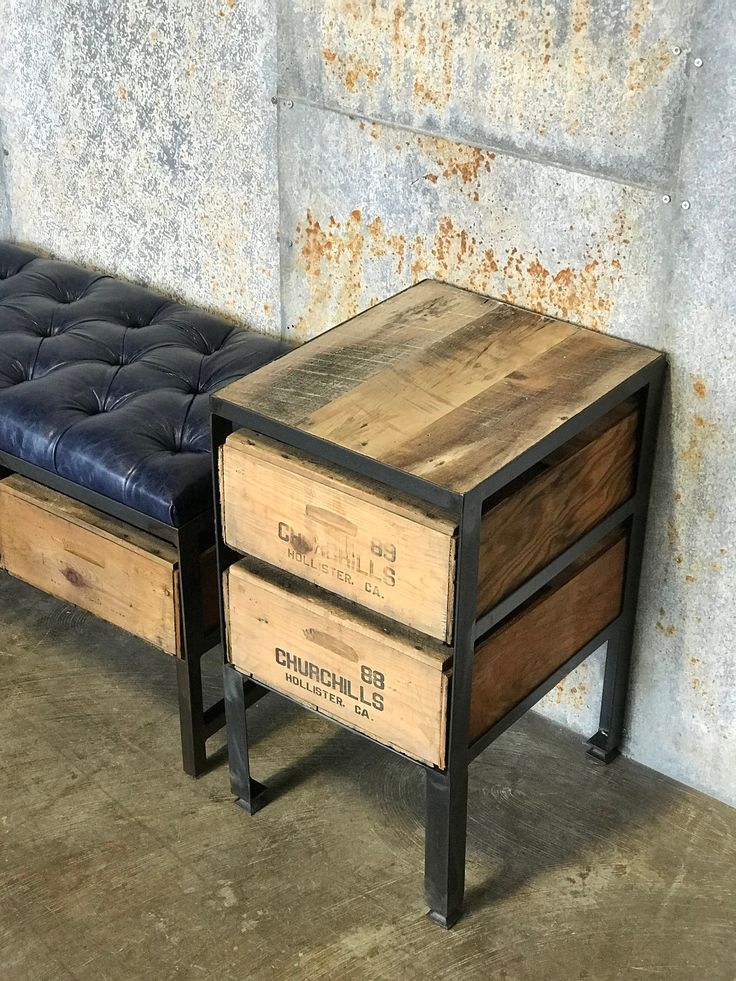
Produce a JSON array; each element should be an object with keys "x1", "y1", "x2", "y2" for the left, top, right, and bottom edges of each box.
[
  {"x1": 476, "y1": 401, "x2": 638, "y2": 614},
  {"x1": 469, "y1": 533, "x2": 627, "y2": 743}
]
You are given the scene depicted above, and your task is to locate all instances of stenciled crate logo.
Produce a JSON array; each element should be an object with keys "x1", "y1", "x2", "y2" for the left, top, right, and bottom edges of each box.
[
  {"x1": 275, "y1": 520, "x2": 397, "y2": 600},
  {"x1": 275, "y1": 646, "x2": 385, "y2": 721}
]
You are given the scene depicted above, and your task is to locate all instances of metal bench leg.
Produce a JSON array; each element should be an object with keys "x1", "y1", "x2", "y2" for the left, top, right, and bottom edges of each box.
[
  {"x1": 177, "y1": 655, "x2": 208, "y2": 776},
  {"x1": 175, "y1": 515, "x2": 225, "y2": 778},
  {"x1": 223, "y1": 663, "x2": 269, "y2": 814},
  {"x1": 424, "y1": 492, "x2": 480, "y2": 928}
]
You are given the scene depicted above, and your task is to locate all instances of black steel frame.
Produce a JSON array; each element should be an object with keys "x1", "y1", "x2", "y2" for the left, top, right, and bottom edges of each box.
[
  {"x1": 211, "y1": 353, "x2": 666, "y2": 926},
  {"x1": 0, "y1": 448, "x2": 225, "y2": 778}
]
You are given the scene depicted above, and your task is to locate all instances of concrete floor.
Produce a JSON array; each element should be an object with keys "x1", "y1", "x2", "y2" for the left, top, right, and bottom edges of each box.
[{"x1": 1, "y1": 570, "x2": 735, "y2": 981}]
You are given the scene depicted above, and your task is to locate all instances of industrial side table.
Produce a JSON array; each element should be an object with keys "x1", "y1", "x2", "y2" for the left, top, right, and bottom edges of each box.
[{"x1": 210, "y1": 281, "x2": 665, "y2": 927}]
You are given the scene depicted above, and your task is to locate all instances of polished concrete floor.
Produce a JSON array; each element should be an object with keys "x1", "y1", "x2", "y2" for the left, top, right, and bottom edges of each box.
[{"x1": 1, "y1": 570, "x2": 735, "y2": 981}]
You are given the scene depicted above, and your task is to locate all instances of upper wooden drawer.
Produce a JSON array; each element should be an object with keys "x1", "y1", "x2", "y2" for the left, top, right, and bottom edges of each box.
[{"x1": 220, "y1": 401, "x2": 638, "y2": 642}]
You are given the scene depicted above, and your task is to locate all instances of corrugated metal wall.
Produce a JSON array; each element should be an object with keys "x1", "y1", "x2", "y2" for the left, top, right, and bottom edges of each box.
[
  {"x1": 0, "y1": 0, "x2": 282, "y2": 333},
  {"x1": 0, "y1": 0, "x2": 733, "y2": 805}
]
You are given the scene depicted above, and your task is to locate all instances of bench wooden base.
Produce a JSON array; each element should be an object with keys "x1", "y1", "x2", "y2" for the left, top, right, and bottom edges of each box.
[{"x1": 0, "y1": 474, "x2": 224, "y2": 777}]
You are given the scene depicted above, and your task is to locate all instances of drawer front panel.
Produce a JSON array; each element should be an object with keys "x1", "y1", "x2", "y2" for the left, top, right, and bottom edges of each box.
[
  {"x1": 0, "y1": 476, "x2": 181, "y2": 655},
  {"x1": 220, "y1": 431, "x2": 456, "y2": 641},
  {"x1": 226, "y1": 560, "x2": 450, "y2": 767}
]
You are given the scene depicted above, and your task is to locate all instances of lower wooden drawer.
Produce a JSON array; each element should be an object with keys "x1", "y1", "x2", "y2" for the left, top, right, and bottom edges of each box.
[
  {"x1": 225, "y1": 557, "x2": 451, "y2": 766},
  {"x1": 0, "y1": 475, "x2": 216, "y2": 656},
  {"x1": 226, "y1": 533, "x2": 627, "y2": 768}
]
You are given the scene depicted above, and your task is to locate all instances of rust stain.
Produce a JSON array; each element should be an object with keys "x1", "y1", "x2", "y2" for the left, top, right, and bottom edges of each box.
[
  {"x1": 693, "y1": 377, "x2": 707, "y2": 399},
  {"x1": 118, "y1": 86, "x2": 127, "y2": 99},
  {"x1": 392, "y1": 5, "x2": 404, "y2": 46},
  {"x1": 628, "y1": 0, "x2": 654, "y2": 44},
  {"x1": 680, "y1": 414, "x2": 720, "y2": 475},
  {"x1": 322, "y1": 47, "x2": 379, "y2": 93},
  {"x1": 416, "y1": 137, "x2": 495, "y2": 188},
  {"x1": 294, "y1": 132, "x2": 631, "y2": 337},
  {"x1": 625, "y1": 44, "x2": 672, "y2": 92},
  {"x1": 293, "y1": 209, "x2": 366, "y2": 339},
  {"x1": 554, "y1": 678, "x2": 588, "y2": 710},
  {"x1": 656, "y1": 620, "x2": 677, "y2": 636}
]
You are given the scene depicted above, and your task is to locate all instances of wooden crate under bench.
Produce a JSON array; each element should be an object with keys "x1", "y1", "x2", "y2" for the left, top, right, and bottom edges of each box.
[{"x1": 0, "y1": 475, "x2": 218, "y2": 656}]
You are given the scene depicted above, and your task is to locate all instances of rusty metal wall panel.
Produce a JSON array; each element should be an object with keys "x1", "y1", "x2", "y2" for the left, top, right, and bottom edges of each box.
[
  {"x1": 279, "y1": 101, "x2": 672, "y2": 344},
  {"x1": 623, "y1": 0, "x2": 736, "y2": 804},
  {"x1": 279, "y1": 0, "x2": 694, "y2": 188},
  {"x1": 0, "y1": 117, "x2": 10, "y2": 238},
  {"x1": 0, "y1": 0, "x2": 281, "y2": 334}
]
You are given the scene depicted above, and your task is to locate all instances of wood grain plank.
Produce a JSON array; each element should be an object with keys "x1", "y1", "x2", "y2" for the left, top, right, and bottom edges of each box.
[
  {"x1": 220, "y1": 429, "x2": 457, "y2": 640},
  {"x1": 218, "y1": 280, "x2": 495, "y2": 426},
  {"x1": 226, "y1": 558, "x2": 450, "y2": 767},
  {"x1": 383, "y1": 328, "x2": 658, "y2": 492},
  {"x1": 305, "y1": 305, "x2": 577, "y2": 460},
  {"x1": 477, "y1": 401, "x2": 638, "y2": 613},
  {"x1": 0, "y1": 476, "x2": 181, "y2": 655},
  {"x1": 217, "y1": 282, "x2": 661, "y2": 497},
  {"x1": 469, "y1": 533, "x2": 627, "y2": 742}
]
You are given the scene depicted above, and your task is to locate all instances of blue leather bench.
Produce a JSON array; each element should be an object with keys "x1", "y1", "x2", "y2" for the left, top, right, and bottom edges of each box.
[{"x1": 0, "y1": 243, "x2": 288, "y2": 775}]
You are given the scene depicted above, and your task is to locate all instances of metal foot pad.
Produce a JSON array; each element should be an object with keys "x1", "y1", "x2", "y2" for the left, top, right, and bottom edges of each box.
[
  {"x1": 426, "y1": 908, "x2": 462, "y2": 930},
  {"x1": 233, "y1": 780, "x2": 269, "y2": 815},
  {"x1": 586, "y1": 730, "x2": 620, "y2": 765}
]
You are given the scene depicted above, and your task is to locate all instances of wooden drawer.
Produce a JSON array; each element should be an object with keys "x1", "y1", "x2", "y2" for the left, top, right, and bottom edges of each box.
[
  {"x1": 220, "y1": 401, "x2": 637, "y2": 642},
  {"x1": 0, "y1": 476, "x2": 217, "y2": 656},
  {"x1": 226, "y1": 533, "x2": 626, "y2": 768},
  {"x1": 225, "y1": 557, "x2": 451, "y2": 767}
]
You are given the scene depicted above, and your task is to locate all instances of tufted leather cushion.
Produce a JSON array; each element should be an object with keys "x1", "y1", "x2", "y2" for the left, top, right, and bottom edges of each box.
[{"x1": 0, "y1": 243, "x2": 289, "y2": 526}]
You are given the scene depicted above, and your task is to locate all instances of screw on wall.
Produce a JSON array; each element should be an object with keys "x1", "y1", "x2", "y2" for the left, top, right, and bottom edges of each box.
[
  {"x1": 271, "y1": 96, "x2": 278, "y2": 105},
  {"x1": 286, "y1": 100, "x2": 294, "y2": 109},
  {"x1": 694, "y1": 57, "x2": 704, "y2": 67},
  {"x1": 662, "y1": 195, "x2": 671, "y2": 204},
  {"x1": 681, "y1": 201, "x2": 691, "y2": 210},
  {"x1": 672, "y1": 45, "x2": 682, "y2": 55}
]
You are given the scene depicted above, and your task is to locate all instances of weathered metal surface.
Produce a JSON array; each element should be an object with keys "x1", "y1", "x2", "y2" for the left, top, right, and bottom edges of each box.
[
  {"x1": 279, "y1": 0, "x2": 694, "y2": 187},
  {"x1": 0, "y1": 0, "x2": 281, "y2": 333},
  {"x1": 0, "y1": 119, "x2": 10, "y2": 238},
  {"x1": 279, "y1": 101, "x2": 671, "y2": 344},
  {"x1": 622, "y1": 0, "x2": 736, "y2": 805}
]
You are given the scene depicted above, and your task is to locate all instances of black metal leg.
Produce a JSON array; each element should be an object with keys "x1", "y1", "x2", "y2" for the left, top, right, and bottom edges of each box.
[
  {"x1": 424, "y1": 493, "x2": 481, "y2": 928},
  {"x1": 223, "y1": 663, "x2": 269, "y2": 815},
  {"x1": 588, "y1": 369, "x2": 665, "y2": 765},
  {"x1": 425, "y1": 765, "x2": 469, "y2": 928},
  {"x1": 175, "y1": 515, "x2": 225, "y2": 778},
  {"x1": 587, "y1": 625, "x2": 628, "y2": 763},
  {"x1": 176, "y1": 655, "x2": 208, "y2": 776}
]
